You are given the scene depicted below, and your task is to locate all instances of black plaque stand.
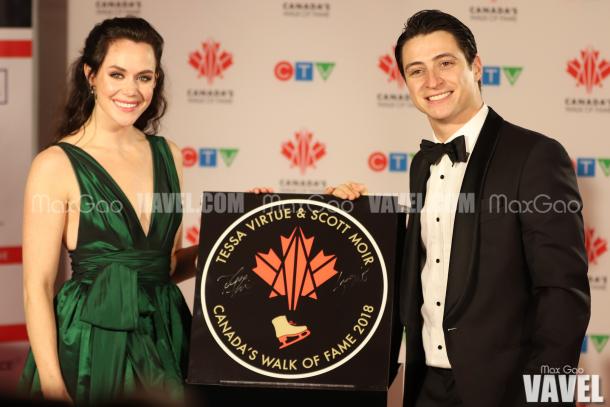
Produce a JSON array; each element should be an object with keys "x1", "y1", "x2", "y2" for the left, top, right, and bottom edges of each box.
[
  {"x1": 186, "y1": 363, "x2": 404, "y2": 406},
  {"x1": 187, "y1": 193, "x2": 406, "y2": 406}
]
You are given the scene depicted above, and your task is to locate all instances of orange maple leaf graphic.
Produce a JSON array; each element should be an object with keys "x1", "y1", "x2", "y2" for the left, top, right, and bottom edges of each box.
[{"x1": 252, "y1": 227, "x2": 338, "y2": 311}]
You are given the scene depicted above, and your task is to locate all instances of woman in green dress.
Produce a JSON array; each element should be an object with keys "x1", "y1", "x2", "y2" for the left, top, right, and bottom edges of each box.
[{"x1": 19, "y1": 17, "x2": 198, "y2": 403}]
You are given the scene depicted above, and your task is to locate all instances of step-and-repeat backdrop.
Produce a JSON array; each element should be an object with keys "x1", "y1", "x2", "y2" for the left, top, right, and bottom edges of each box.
[
  {"x1": 0, "y1": 12, "x2": 33, "y2": 392},
  {"x1": 3, "y1": 0, "x2": 610, "y2": 402}
]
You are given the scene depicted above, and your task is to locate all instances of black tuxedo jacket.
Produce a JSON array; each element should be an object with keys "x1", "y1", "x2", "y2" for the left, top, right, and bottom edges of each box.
[{"x1": 400, "y1": 108, "x2": 590, "y2": 407}]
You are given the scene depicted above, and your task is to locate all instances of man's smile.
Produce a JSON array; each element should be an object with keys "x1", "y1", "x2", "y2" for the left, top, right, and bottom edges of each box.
[{"x1": 426, "y1": 91, "x2": 453, "y2": 102}]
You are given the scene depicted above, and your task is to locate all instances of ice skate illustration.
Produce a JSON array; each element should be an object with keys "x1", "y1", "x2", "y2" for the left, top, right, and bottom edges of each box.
[{"x1": 271, "y1": 315, "x2": 311, "y2": 349}]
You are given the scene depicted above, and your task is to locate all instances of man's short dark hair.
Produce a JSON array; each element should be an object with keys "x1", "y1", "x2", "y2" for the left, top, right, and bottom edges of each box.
[{"x1": 394, "y1": 10, "x2": 479, "y2": 84}]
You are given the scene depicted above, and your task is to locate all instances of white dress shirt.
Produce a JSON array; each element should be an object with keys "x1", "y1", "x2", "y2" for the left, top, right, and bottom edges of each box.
[{"x1": 420, "y1": 104, "x2": 489, "y2": 368}]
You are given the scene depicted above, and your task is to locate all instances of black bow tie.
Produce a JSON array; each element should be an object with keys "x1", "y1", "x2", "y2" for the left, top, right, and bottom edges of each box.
[{"x1": 420, "y1": 135, "x2": 469, "y2": 166}]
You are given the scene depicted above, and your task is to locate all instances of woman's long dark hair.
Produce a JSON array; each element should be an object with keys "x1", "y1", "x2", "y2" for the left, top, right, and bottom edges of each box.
[{"x1": 54, "y1": 17, "x2": 167, "y2": 143}]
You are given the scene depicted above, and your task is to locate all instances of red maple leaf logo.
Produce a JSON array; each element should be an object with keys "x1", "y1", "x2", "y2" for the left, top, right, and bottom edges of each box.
[
  {"x1": 252, "y1": 227, "x2": 338, "y2": 311},
  {"x1": 188, "y1": 39, "x2": 233, "y2": 85},
  {"x1": 585, "y1": 227, "x2": 608, "y2": 265},
  {"x1": 186, "y1": 225, "x2": 199, "y2": 245},
  {"x1": 567, "y1": 48, "x2": 610, "y2": 94},
  {"x1": 281, "y1": 130, "x2": 326, "y2": 175},
  {"x1": 378, "y1": 48, "x2": 404, "y2": 89}
]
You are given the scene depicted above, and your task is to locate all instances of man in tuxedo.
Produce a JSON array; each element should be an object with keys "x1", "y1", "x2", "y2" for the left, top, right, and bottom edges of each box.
[{"x1": 328, "y1": 9, "x2": 590, "y2": 407}]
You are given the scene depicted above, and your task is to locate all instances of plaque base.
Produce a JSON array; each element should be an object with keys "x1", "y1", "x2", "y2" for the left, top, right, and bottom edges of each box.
[{"x1": 187, "y1": 363, "x2": 404, "y2": 406}]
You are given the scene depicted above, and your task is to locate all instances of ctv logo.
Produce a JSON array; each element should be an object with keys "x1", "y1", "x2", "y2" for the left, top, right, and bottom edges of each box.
[
  {"x1": 274, "y1": 61, "x2": 335, "y2": 81},
  {"x1": 378, "y1": 49, "x2": 404, "y2": 89},
  {"x1": 567, "y1": 48, "x2": 610, "y2": 94},
  {"x1": 188, "y1": 40, "x2": 233, "y2": 84},
  {"x1": 182, "y1": 147, "x2": 239, "y2": 168},
  {"x1": 573, "y1": 157, "x2": 610, "y2": 177},
  {"x1": 581, "y1": 334, "x2": 609, "y2": 354},
  {"x1": 368, "y1": 152, "x2": 414, "y2": 172},
  {"x1": 482, "y1": 66, "x2": 523, "y2": 86}
]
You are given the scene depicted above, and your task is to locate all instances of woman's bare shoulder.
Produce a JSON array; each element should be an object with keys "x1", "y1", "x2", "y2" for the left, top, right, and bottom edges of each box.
[
  {"x1": 27, "y1": 145, "x2": 75, "y2": 195},
  {"x1": 162, "y1": 136, "x2": 183, "y2": 166},
  {"x1": 31, "y1": 146, "x2": 70, "y2": 171}
]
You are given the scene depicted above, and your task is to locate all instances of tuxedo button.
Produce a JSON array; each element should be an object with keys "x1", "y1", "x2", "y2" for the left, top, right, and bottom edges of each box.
[
  {"x1": 436, "y1": 301, "x2": 441, "y2": 306},
  {"x1": 437, "y1": 345, "x2": 443, "y2": 350},
  {"x1": 435, "y1": 259, "x2": 440, "y2": 263},
  {"x1": 440, "y1": 175, "x2": 445, "y2": 179},
  {"x1": 436, "y1": 217, "x2": 440, "y2": 222}
]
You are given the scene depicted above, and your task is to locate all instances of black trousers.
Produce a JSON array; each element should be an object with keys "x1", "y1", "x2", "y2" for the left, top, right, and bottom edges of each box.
[{"x1": 415, "y1": 367, "x2": 463, "y2": 407}]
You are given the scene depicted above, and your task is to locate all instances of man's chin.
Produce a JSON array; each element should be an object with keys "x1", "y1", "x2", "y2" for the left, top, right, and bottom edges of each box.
[{"x1": 425, "y1": 110, "x2": 454, "y2": 123}]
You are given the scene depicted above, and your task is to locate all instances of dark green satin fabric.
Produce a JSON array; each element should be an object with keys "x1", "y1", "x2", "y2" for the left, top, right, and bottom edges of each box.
[{"x1": 19, "y1": 136, "x2": 191, "y2": 403}]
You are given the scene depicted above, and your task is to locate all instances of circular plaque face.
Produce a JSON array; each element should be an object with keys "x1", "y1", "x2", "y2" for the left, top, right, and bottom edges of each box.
[{"x1": 201, "y1": 199, "x2": 387, "y2": 379}]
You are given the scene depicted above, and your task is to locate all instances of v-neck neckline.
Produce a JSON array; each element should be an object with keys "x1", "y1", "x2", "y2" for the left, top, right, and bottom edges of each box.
[{"x1": 59, "y1": 137, "x2": 158, "y2": 239}]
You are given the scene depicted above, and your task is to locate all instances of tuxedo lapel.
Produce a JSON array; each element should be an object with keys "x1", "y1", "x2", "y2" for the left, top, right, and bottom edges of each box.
[
  {"x1": 443, "y1": 107, "x2": 503, "y2": 327},
  {"x1": 399, "y1": 153, "x2": 430, "y2": 328}
]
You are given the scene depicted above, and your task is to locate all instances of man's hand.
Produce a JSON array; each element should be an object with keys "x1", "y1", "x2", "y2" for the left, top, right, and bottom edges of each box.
[{"x1": 325, "y1": 182, "x2": 368, "y2": 200}]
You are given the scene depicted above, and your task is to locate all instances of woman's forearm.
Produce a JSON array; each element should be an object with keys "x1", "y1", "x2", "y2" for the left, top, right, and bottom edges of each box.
[{"x1": 24, "y1": 284, "x2": 67, "y2": 396}]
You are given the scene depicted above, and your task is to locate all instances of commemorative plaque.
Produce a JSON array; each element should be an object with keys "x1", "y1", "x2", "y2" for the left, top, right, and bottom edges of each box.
[{"x1": 188, "y1": 192, "x2": 404, "y2": 391}]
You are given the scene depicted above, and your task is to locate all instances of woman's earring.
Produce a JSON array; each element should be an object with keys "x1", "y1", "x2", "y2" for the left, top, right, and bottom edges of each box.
[{"x1": 90, "y1": 85, "x2": 96, "y2": 97}]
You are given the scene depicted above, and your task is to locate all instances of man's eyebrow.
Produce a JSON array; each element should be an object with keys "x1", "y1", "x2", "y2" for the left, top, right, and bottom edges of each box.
[
  {"x1": 403, "y1": 53, "x2": 458, "y2": 72},
  {"x1": 433, "y1": 52, "x2": 457, "y2": 61},
  {"x1": 403, "y1": 61, "x2": 424, "y2": 72}
]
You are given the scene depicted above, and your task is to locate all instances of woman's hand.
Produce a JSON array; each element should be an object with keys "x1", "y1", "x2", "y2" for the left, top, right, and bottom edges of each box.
[
  {"x1": 325, "y1": 182, "x2": 368, "y2": 200},
  {"x1": 42, "y1": 382, "x2": 73, "y2": 403},
  {"x1": 249, "y1": 187, "x2": 274, "y2": 194}
]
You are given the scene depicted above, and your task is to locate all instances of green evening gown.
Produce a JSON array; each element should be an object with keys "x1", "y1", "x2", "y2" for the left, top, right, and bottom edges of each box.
[{"x1": 19, "y1": 135, "x2": 191, "y2": 403}]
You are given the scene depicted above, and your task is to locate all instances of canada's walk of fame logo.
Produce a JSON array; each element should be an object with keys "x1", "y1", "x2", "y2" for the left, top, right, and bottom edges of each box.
[{"x1": 200, "y1": 199, "x2": 387, "y2": 379}]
